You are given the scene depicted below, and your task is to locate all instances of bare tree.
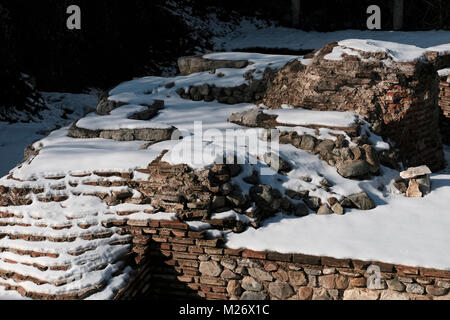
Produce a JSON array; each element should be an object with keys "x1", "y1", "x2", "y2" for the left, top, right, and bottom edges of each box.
[
  {"x1": 393, "y1": 0, "x2": 404, "y2": 30},
  {"x1": 291, "y1": 0, "x2": 301, "y2": 28}
]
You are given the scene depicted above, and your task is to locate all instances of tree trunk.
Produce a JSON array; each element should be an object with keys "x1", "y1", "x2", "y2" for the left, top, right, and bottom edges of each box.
[
  {"x1": 393, "y1": 0, "x2": 404, "y2": 30},
  {"x1": 291, "y1": 0, "x2": 301, "y2": 28}
]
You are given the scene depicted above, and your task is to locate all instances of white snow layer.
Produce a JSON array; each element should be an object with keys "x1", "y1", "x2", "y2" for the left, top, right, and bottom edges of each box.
[
  {"x1": 226, "y1": 146, "x2": 450, "y2": 271},
  {"x1": 325, "y1": 39, "x2": 450, "y2": 63},
  {"x1": 76, "y1": 105, "x2": 172, "y2": 131},
  {"x1": 214, "y1": 26, "x2": 450, "y2": 52},
  {"x1": 266, "y1": 108, "x2": 360, "y2": 128},
  {"x1": 1, "y1": 34, "x2": 450, "y2": 300},
  {"x1": 438, "y1": 68, "x2": 450, "y2": 77}
]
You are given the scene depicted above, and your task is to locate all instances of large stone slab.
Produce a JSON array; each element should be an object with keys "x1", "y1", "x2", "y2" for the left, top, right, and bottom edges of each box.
[{"x1": 178, "y1": 55, "x2": 249, "y2": 75}]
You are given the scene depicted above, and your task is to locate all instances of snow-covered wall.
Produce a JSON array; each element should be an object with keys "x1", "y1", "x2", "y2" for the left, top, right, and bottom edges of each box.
[
  {"x1": 264, "y1": 40, "x2": 450, "y2": 171},
  {"x1": 117, "y1": 219, "x2": 450, "y2": 301}
]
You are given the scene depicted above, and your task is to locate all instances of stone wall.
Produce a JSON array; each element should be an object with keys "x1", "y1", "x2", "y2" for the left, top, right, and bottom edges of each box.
[
  {"x1": 439, "y1": 75, "x2": 450, "y2": 145},
  {"x1": 263, "y1": 42, "x2": 448, "y2": 172},
  {"x1": 2, "y1": 152, "x2": 450, "y2": 300},
  {"x1": 115, "y1": 219, "x2": 450, "y2": 300}
]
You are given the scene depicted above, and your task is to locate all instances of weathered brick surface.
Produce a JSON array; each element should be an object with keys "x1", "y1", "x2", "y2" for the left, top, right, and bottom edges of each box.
[
  {"x1": 264, "y1": 42, "x2": 449, "y2": 171},
  {"x1": 2, "y1": 151, "x2": 450, "y2": 300},
  {"x1": 116, "y1": 219, "x2": 450, "y2": 300}
]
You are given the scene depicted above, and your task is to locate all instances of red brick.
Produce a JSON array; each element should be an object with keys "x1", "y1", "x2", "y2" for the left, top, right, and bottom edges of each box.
[
  {"x1": 164, "y1": 259, "x2": 177, "y2": 266},
  {"x1": 188, "y1": 246, "x2": 204, "y2": 254},
  {"x1": 267, "y1": 252, "x2": 292, "y2": 262},
  {"x1": 160, "y1": 221, "x2": 189, "y2": 230},
  {"x1": 172, "y1": 245, "x2": 188, "y2": 252},
  {"x1": 142, "y1": 228, "x2": 158, "y2": 235},
  {"x1": 352, "y1": 259, "x2": 370, "y2": 270},
  {"x1": 160, "y1": 250, "x2": 172, "y2": 258},
  {"x1": 224, "y1": 248, "x2": 243, "y2": 256},
  {"x1": 188, "y1": 231, "x2": 205, "y2": 239},
  {"x1": 177, "y1": 275, "x2": 193, "y2": 283},
  {"x1": 200, "y1": 286, "x2": 212, "y2": 293},
  {"x1": 204, "y1": 248, "x2": 223, "y2": 255},
  {"x1": 322, "y1": 256, "x2": 351, "y2": 268},
  {"x1": 148, "y1": 221, "x2": 160, "y2": 228},
  {"x1": 171, "y1": 237, "x2": 195, "y2": 245},
  {"x1": 420, "y1": 268, "x2": 450, "y2": 278},
  {"x1": 171, "y1": 230, "x2": 187, "y2": 237},
  {"x1": 371, "y1": 261, "x2": 395, "y2": 273},
  {"x1": 212, "y1": 286, "x2": 227, "y2": 293},
  {"x1": 172, "y1": 252, "x2": 198, "y2": 260},
  {"x1": 206, "y1": 292, "x2": 228, "y2": 300},
  {"x1": 160, "y1": 243, "x2": 171, "y2": 250},
  {"x1": 242, "y1": 249, "x2": 267, "y2": 260},
  {"x1": 293, "y1": 253, "x2": 321, "y2": 265},
  {"x1": 151, "y1": 236, "x2": 168, "y2": 243},
  {"x1": 349, "y1": 277, "x2": 367, "y2": 288},
  {"x1": 178, "y1": 260, "x2": 199, "y2": 268},
  {"x1": 196, "y1": 239, "x2": 220, "y2": 247},
  {"x1": 200, "y1": 276, "x2": 226, "y2": 286}
]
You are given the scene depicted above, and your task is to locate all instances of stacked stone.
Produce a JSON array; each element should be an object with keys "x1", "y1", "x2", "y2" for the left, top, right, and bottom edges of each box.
[
  {"x1": 176, "y1": 78, "x2": 270, "y2": 105},
  {"x1": 135, "y1": 165, "x2": 247, "y2": 222},
  {"x1": 0, "y1": 172, "x2": 137, "y2": 300},
  {"x1": 116, "y1": 219, "x2": 450, "y2": 300},
  {"x1": 263, "y1": 42, "x2": 447, "y2": 171},
  {"x1": 67, "y1": 99, "x2": 176, "y2": 143},
  {"x1": 2, "y1": 158, "x2": 450, "y2": 300},
  {"x1": 176, "y1": 54, "x2": 272, "y2": 105},
  {"x1": 439, "y1": 75, "x2": 450, "y2": 145}
]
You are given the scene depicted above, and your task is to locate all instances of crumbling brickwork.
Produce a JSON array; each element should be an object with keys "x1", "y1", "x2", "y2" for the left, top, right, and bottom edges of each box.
[
  {"x1": 264, "y1": 42, "x2": 449, "y2": 171},
  {"x1": 116, "y1": 220, "x2": 450, "y2": 301}
]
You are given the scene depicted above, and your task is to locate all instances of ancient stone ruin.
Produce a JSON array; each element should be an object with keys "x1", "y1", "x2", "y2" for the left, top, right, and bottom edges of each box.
[
  {"x1": 264, "y1": 41, "x2": 450, "y2": 172},
  {"x1": 0, "y1": 42, "x2": 449, "y2": 301}
]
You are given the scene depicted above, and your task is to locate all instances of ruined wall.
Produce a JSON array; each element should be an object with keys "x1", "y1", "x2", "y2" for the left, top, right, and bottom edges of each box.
[
  {"x1": 2, "y1": 153, "x2": 450, "y2": 300},
  {"x1": 439, "y1": 75, "x2": 450, "y2": 145},
  {"x1": 264, "y1": 42, "x2": 448, "y2": 171},
  {"x1": 115, "y1": 220, "x2": 450, "y2": 301}
]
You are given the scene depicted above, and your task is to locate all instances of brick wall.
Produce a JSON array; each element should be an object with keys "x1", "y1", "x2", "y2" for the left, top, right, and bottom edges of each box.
[
  {"x1": 439, "y1": 75, "x2": 450, "y2": 145},
  {"x1": 264, "y1": 43, "x2": 448, "y2": 171},
  {"x1": 115, "y1": 220, "x2": 450, "y2": 300}
]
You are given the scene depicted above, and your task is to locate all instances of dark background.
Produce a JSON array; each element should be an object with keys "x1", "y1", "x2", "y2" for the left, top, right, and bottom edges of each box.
[{"x1": 0, "y1": 0, "x2": 449, "y2": 116}]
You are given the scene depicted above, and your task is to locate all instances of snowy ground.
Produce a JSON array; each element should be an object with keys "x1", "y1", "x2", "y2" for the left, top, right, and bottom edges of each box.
[
  {"x1": 1, "y1": 28, "x2": 449, "y2": 299},
  {"x1": 4, "y1": 48, "x2": 450, "y2": 272},
  {"x1": 226, "y1": 146, "x2": 450, "y2": 270},
  {"x1": 213, "y1": 24, "x2": 450, "y2": 52},
  {"x1": 0, "y1": 93, "x2": 98, "y2": 177}
]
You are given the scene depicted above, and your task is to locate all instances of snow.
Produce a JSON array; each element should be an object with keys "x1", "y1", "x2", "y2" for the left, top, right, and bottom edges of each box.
[
  {"x1": 225, "y1": 146, "x2": 450, "y2": 271},
  {"x1": 186, "y1": 221, "x2": 212, "y2": 231},
  {"x1": 438, "y1": 68, "x2": 450, "y2": 77},
  {"x1": 1, "y1": 29, "x2": 450, "y2": 299},
  {"x1": 214, "y1": 27, "x2": 450, "y2": 52},
  {"x1": 10, "y1": 127, "x2": 168, "y2": 181},
  {"x1": 76, "y1": 105, "x2": 172, "y2": 131},
  {"x1": 266, "y1": 108, "x2": 360, "y2": 128},
  {"x1": 0, "y1": 286, "x2": 30, "y2": 300},
  {"x1": 325, "y1": 39, "x2": 450, "y2": 63},
  {"x1": 0, "y1": 92, "x2": 98, "y2": 177},
  {"x1": 211, "y1": 210, "x2": 255, "y2": 224}
]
